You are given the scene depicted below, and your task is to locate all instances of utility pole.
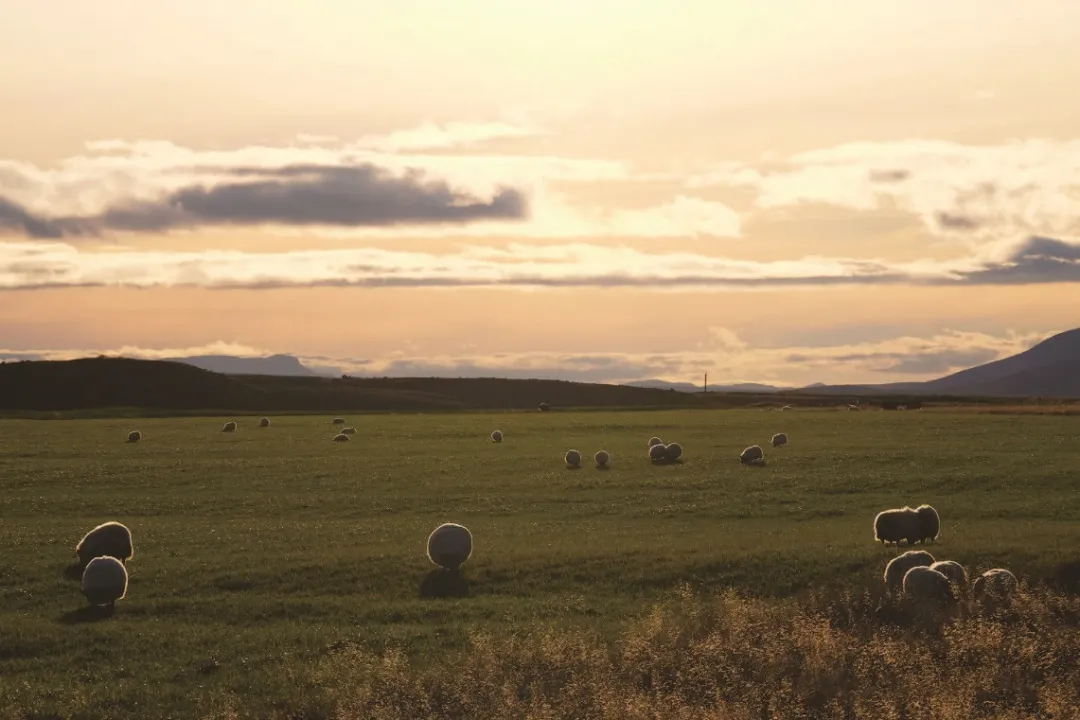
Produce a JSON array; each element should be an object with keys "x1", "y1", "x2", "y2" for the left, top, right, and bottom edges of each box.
[{"x1": 704, "y1": 372, "x2": 708, "y2": 394}]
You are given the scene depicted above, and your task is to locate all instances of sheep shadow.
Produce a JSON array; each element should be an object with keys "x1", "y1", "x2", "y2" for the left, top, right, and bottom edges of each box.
[
  {"x1": 59, "y1": 604, "x2": 115, "y2": 624},
  {"x1": 420, "y1": 569, "x2": 470, "y2": 599},
  {"x1": 62, "y1": 562, "x2": 85, "y2": 581},
  {"x1": 650, "y1": 458, "x2": 685, "y2": 466},
  {"x1": 595, "y1": 464, "x2": 611, "y2": 471},
  {"x1": 565, "y1": 465, "x2": 582, "y2": 471}
]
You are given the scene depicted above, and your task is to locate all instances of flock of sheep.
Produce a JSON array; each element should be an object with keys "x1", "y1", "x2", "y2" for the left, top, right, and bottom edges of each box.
[{"x1": 874, "y1": 505, "x2": 1019, "y2": 609}]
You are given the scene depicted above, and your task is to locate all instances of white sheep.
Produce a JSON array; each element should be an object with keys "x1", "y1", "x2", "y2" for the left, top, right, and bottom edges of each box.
[
  {"x1": 771, "y1": 433, "x2": 788, "y2": 448},
  {"x1": 848, "y1": 404, "x2": 859, "y2": 411},
  {"x1": 915, "y1": 504, "x2": 940, "y2": 543},
  {"x1": 595, "y1": 450, "x2": 610, "y2": 468},
  {"x1": 648, "y1": 436, "x2": 663, "y2": 448},
  {"x1": 332, "y1": 433, "x2": 350, "y2": 442},
  {"x1": 565, "y1": 449, "x2": 581, "y2": 468},
  {"x1": 930, "y1": 560, "x2": 968, "y2": 590},
  {"x1": 81, "y1": 556, "x2": 128, "y2": 608},
  {"x1": 972, "y1": 568, "x2": 1019, "y2": 605},
  {"x1": 126, "y1": 430, "x2": 141, "y2": 443},
  {"x1": 222, "y1": 421, "x2": 237, "y2": 433},
  {"x1": 427, "y1": 523, "x2": 473, "y2": 570},
  {"x1": 491, "y1": 430, "x2": 503, "y2": 443},
  {"x1": 664, "y1": 443, "x2": 683, "y2": 462},
  {"x1": 332, "y1": 418, "x2": 346, "y2": 425},
  {"x1": 341, "y1": 427, "x2": 357, "y2": 435},
  {"x1": 538, "y1": 402, "x2": 551, "y2": 412},
  {"x1": 873, "y1": 507, "x2": 920, "y2": 546},
  {"x1": 76, "y1": 521, "x2": 133, "y2": 568},
  {"x1": 781, "y1": 405, "x2": 793, "y2": 411},
  {"x1": 259, "y1": 417, "x2": 271, "y2": 428},
  {"x1": 883, "y1": 549, "x2": 935, "y2": 594},
  {"x1": 648, "y1": 443, "x2": 668, "y2": 462},
  {"x1": 740, "y1": 445, "x2": 765, "y2": 465},
  {"x1": 902, "y1": 565, "x2": 954, "y2": 603}
]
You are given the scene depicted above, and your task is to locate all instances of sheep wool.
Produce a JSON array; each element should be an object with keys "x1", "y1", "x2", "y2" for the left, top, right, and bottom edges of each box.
[
  {"x1": 332, "y1": 418, "x2": 346, "y2": 425},
  {"x1": 771, "y1": 433, "x2": 788, "y2": 448},
  {"x1": 873, "y1": 507, "x2": 921, "y2": 546},
  {"x1": 594, "y1": 450, "x2": 610, "y2": 468},
  {"x1": 76, "y1": 521, "x2": 133, "y2": 567},
  {"x1": 222, "y1": 421, "x2": 237, "y2": 433},
  {"x1": 82, "y1": 556, "x2": 128, "y2": 607},
  {"x1": 740, "y1": 445, "x2": 764, "y2": 465},
  {"x1": 427, "y1": 523, "x2": 473, "y2": 570},
  {"x1": 127, "y1": 431, "x2": 141, "y2": 443},
  {"x1": 883, "y1": 550, "x2": 935, "y2": 594},
  {"x1": 648, "y1": 437, "x2": 664, "y2": 448},
  {"x1": 902, "y1": 565, "x2": 954, "y2": 603},
  {"x1": 341, "y1": 427, "x2": 357, "y2": 435},
  {"x1": 491, "y1": 430, "x2": 503, "y2": 443},
  {"x1": 649, "y1": 443, "x2": 669, "y2": 462},
  {"x1": 930, "y1": 560, "x2": 968, "y2": 589},
  {"x1": 538, "y1": 402, "x2": 551, "y2": 412},
  {"x1": 332, "y1": 433, "x2": 350, "y2": 442},
  {"x1": 915, "y1": 504, "x2": 940, "y2": 543},
  {"x1": 565, "y1": 449, "x2": 582, "y2": 468},
  {"x1": 664, "y1": 443, "x2": 683, "y2": 462},
  {"x1": 972, "y1": 568, "x2": 1019, "y2": 602},
  {"x1": 259, "y1": 417, "x2": 271, "y2": 428}
]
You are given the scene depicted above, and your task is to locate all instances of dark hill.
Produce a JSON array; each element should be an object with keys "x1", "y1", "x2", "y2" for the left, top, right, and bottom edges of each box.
[{"x1": 165, "y1": 354, "x2": 320, "y2": 377}]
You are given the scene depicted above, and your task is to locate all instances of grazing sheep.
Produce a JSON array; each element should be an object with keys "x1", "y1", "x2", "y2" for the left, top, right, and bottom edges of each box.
[
  {"x1": 222, "y1": 421, "x2": 237, "y2": 433},
  {"x1": 884, "y1": 550, "x2": 936, "y2": 594},
  {"x1": 259, "y1": 417, "x2": 271, "y2": 428},
  {"x1": 538, "y1": 402, "x2": 551, "y2": 412},
  {"x1": 664, "y1": 443, "x2": 683, "y2": 462},
  {"x1": 848, "y1": 404, "x2": 859, "y2": 411},
  {"x1": 915, "y1": 504, "x2": 940, "y2": 543},
  {"x1": 565, "y1": 449, "x2": 582, "y2": 468},
  {"x1": 341, "y1": 427, "x2": 357, "y2": 435},
  {"x1": 81, "y1": 556, "x2": 128, "y2": 608},
  {"x1": 873, "y1": 507, "x2": 921, "y2": 546},
  {"x1": 427, "y1": 523, "x2": 473, "y2": 570},
  {"x1": 648, "y1": 443, "x2": 668, "y2": 462},
  {"x1": 491, "y1": 430, "x2": 503, "y2": 443},
  {"x1": 332, "y1": 433, "x2": 350, "y2": 442},
  {"x1": 902, "y1": 565, "x2": 955, "y2": 603},
  {"x1": 972, "y1": 568, "x2": 1019, "y2": 604},
  {"x1": 771, "y1": 433, "x2": 788, "y2": 448},
  {"x1": 648, "y1": 436, "x2": 664, "y2": 448},
  {"x1": 76, "y1": 521, "x2": 133, "y2": 568},
  {"x1": 126, "y1": 431, "x2": 141, "y2": 443},
  {"x1": 930, "y1": 560, "x2": 968, "y2": 590},
  {"x1": 595, "y1": 450, "x2": 610, "y2": 468},
  {"x1": 332, "y1": 418, "x2": 346, "y2": 424},
  {"x1": 740, "y1": 445, "x2": 764, "y2": 465},
  {"x1": 781, "y1": 405, "x2": 793, "y2": 411}
]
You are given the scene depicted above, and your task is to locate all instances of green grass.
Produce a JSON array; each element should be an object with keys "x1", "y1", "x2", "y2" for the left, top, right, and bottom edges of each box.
[{"x1": 2, "y1": 409, "x2": 1079, "y2": 718}]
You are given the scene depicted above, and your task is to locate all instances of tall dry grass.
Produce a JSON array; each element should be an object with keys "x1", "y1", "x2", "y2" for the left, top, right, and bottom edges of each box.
[{"x1": 307, "y1": 585, "x2": 1080, "y2": 720}]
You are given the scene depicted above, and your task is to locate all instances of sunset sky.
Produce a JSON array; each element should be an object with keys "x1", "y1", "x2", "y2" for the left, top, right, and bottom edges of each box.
[{"x1": 2, "y1": 0, "x2": 1080, "y2": 385}]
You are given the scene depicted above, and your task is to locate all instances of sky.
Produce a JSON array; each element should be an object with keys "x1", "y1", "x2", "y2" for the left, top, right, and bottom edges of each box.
[{"x1": 2, "y1": 0, "x2": 1080, "y2": 386}]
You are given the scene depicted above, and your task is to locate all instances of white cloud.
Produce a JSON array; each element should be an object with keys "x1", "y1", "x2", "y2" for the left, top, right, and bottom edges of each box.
[{"x1": 351, "y1": 121, "x2": 543, "y2": 152}]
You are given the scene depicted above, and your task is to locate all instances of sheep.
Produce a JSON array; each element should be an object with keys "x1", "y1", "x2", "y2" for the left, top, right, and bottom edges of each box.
[
  {"x1": 915, "y1": 504, "x2": 940, "y2": 543},
  {"x1": 332, "y1": 418, "x2": 346, "y2": 425},
  {"x1": 771, "y1": 433, "x2": 788, "y2": 448},
  {"x1": 848, "y1": 404, "x2": 859, "y2": 411},
  {"x1": 972, "y1": 568, "x2": 1019, "y2": 604},
  {"x1": 873, "y1": 507, "x2": 921, "y2": 546},
  {"x1": 902, "y1": 565, "x2": 955, "y2": 603},
  {"x1": 332, "y1": 433, "x2": 350, "y2": 442},
  {"x1": 341, "y1": 427, "x2": 357, "y2": 435},
  {"x1": 491, "y1": 430, "x2": 503, "y2": 443},
  {"x1": 649, "y1": 443, "x2": 668, "y2": 462},
  {"x1": 538, "y1": 402, "x2": 551, "y2": 412},
  {"x1": 427, "y1": 523, "x2": 472, "y2": 570},
  {"x1": 126, "y1": 430, "x2": 141, "y2": 443},
  {"x1": 883, "y1": 549, "x2": 935, "y2": 594},
  {"x1": 740, "y1": 445, "x2": 765, "y2": 465},
  {"x1": 648, "y1": 436, "x2": 663, "y2": 448},
  {"x1": 565, "y1": 449, "x2": 582, "y2": 468},
  {"x1": 76, "y1": 521, "x2": 133, "y2": 568},
  {"x1": 664, "y1": 443, "x2": 683, "y2": 462},
  {"x1": 81, "y1": 556, "x2": 128, "y2": 608},
  {"x1": 595, "y1": 450, "x2": 610, "y2": 468},
  {"x1": 222, "y1": 421, "x2": 237, "y2": 433},
  {"x1": 930, "y1": 560, "x2": 968, "y2": 590},
  {"x1": 259, "y1": 417, "x2": 271, "y2": 428},
  {"x1": 781, "y1": 405, "x2": 793, "y2": 411}
]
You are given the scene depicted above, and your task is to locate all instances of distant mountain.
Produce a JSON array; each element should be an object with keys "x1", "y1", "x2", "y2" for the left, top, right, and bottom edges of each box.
[
  {"x1": 807, "y1": 328, "x2": 1080, "y2": 398},
  {"x1": 164, "y1": 354, "x2": 323, "y2": 377},
  {"x1": 627, "y1": 379, "x2": 788, "y2": 393}
]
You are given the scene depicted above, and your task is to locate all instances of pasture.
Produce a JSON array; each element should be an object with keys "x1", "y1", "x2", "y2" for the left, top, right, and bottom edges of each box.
[{"x1": 2, "y1": 409, "x2": 1080, "y2": 718}]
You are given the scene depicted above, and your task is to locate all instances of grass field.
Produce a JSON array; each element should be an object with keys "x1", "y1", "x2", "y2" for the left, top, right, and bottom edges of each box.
[{"x1": 2, "y1": 409, "x2": 1080, "y2": 718}]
